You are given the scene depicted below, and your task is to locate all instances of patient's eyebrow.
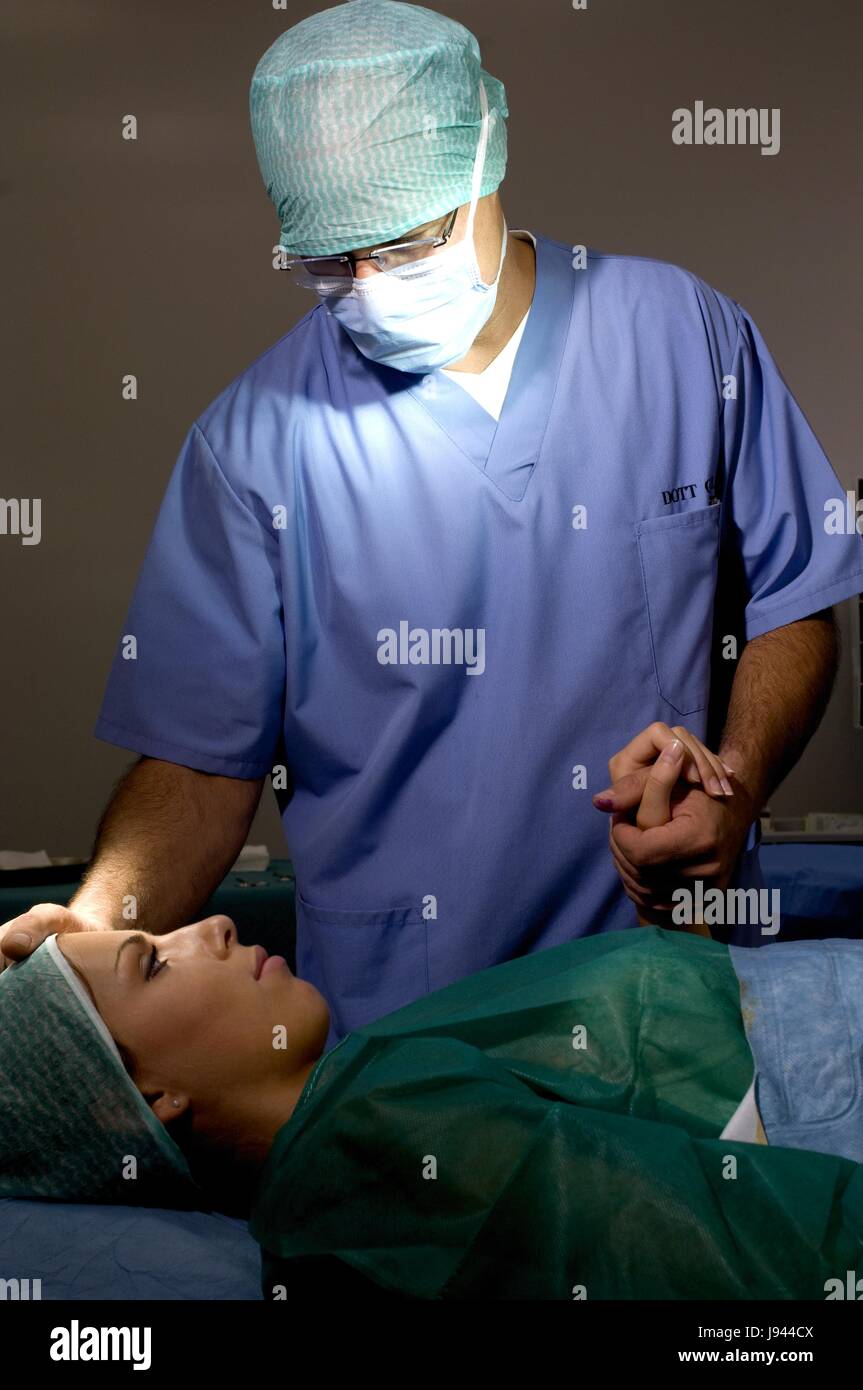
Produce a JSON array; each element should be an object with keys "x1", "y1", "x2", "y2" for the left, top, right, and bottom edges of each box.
[{"x1": 115, "y1": 932, "x2": 146, "y2": 974}]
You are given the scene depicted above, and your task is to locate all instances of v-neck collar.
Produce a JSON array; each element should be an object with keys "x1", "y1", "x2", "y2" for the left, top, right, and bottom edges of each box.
[{"x1": 401, "y1": 231, "x2": 574, "y2": 501}]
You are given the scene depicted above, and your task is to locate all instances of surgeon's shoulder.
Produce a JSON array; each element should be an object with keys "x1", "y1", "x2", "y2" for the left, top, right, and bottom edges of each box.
[
  {"x1": 190, "y1": 304, "x2": 332, "y2": 488},
  {"x1": 584, "y1": 247, "x2": 744, "y2": 364}
]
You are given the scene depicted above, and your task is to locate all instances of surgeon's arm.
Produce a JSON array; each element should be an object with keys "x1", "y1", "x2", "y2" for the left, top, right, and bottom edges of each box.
[
  {"x1": 1, "y1": 756, "x2": 264, "y2": 956},
  {"x1": 595, "y1": 610, "x2": 840, "y2": 918},
  {"x1": 717, "y1": 607, "x2": 840, "y2": 820}
]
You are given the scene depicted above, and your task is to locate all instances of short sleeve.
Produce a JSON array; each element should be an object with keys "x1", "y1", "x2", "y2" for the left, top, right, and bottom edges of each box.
[
  {"x1": 94, "y1": 423, "x2": 285, "y2": 778},
  {"x1": 721, "y1": 307, "x2": 863, "y2": 641}
]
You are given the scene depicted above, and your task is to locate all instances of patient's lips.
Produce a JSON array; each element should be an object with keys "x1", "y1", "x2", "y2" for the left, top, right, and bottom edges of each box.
[{"x1": 253, "y1": 944, "x2": 287, "y2": 980}]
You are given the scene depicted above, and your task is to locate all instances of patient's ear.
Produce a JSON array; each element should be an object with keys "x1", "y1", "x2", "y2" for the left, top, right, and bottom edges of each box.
[
  {"x1": 149, "y1": 1091, "x2": 190, "y2": 1125},
  {"x1": 115, "y1": 1043, "x2": 191, "y2": 1127}
]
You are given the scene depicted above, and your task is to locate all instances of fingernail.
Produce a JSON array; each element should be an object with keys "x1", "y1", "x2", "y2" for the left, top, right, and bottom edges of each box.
[
  {"x1": 9, "y1": 932, "x2": 31, "y2": 947},
  {"x1": 708, "y1": 777, "x2": 724, "y2": 795},
  {"x1": 720, "y1": 777, "x2": 734, "y2": 795},
  {"x1": 593, "y1": 795, "x2": 615, "y2": 810},
  {"x1": 720, "y1": 760, "x2": 736, "y2": 775},
  {"x1": 659, "y1": 739, "x2": 683, "y2": 762}
]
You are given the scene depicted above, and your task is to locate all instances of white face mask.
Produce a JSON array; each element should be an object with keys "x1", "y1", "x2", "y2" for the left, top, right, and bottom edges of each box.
[{"x1": 320, "y1": 81, "x2": 508, "y2": 374}]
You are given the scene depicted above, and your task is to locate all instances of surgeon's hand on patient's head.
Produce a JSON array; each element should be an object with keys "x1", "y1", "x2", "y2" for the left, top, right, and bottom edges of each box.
[{"x1": 0, "y1": 902, "x2": 107, "y2": 974}]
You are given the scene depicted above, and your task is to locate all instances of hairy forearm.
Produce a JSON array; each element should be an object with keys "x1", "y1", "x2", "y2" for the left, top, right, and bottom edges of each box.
[
  {"x1": 718, "y1": 609, "x2": 840, "y2": 815},
  {"x1": 68, "y1": 757, "x2": 265, "y2": 933}
]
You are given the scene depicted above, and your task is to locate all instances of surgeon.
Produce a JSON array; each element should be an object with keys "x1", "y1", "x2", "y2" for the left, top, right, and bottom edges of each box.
[{"x1": 2, "y1": 1, "x2": 862, "y2": 1049}]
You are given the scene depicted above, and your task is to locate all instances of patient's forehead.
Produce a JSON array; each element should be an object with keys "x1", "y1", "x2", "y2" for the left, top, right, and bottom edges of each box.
[
  {"x1": 58, "y1": 928, "x2": 139, "y2": 990},
  {"x1": 59, "y1": 929, "x2": 132, "y2": 960}
]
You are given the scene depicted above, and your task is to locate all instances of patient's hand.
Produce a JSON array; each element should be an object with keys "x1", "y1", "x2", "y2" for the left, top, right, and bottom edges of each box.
[
  {"x1": 630, "y1": 742, "x2": 712, "y2": 937},
  {"x1": 594, "y1": 724, "x2": 743, "y2": 937},
  {"x1": 633, "y1": 740, "x2": 689, "y2": 832},
  {"x1": 602, "y1": 722, "x2": 734, "y2": 801}
]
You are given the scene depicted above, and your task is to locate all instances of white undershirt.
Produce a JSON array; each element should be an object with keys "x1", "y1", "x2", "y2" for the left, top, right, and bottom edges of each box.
[
  {"x1": 440, "y1": 230, "x2": 536, "y2": 421},
  {"x1": 719, "y1": 1078, "x2": 763, "y2": 1143}
]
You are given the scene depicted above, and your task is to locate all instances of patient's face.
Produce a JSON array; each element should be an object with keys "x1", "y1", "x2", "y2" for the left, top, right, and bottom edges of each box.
[{"x1": 58, "y1": 919, "x2": 329, "y2": 1131}]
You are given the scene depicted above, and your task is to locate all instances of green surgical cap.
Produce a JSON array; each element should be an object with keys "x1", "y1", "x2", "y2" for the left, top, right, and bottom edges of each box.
[
  {"x1": 249, "y1": 0, "x2": 509, "y2": 256},
  {"x1": 0, "y1": 935, "x2": 200, "y2": 1208}
]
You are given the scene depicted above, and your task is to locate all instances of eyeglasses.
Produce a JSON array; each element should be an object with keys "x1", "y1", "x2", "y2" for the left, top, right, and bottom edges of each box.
[{"x1": 279, "y1": 208, "x2": 459, "y2": 291}]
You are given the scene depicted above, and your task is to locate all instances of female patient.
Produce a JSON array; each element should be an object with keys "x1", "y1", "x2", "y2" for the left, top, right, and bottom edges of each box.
[{"x1": 1, "y1": 736, "x2": 861, "y2": 1300}]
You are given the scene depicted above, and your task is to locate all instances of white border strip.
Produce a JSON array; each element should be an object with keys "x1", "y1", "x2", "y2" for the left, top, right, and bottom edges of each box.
[{"x1": 44, "y1": 931, "x2": 126, "y2": 1069}]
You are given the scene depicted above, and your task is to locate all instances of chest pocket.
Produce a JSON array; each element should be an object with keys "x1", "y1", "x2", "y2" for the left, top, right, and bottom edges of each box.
[
  {"x1": 635, "y1": 505, "x2": 722, "y2": 716},
  {"x1": 296, "y1": 893, "x2": 428, "y2": 1045}
]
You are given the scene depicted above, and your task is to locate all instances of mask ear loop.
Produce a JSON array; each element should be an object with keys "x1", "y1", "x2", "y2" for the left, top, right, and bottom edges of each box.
[
  {"x1": 465, "y1": 80, "x2": 507, "y2": 292},
  {"x1": 464, "y1": 79, "x2": 491, "y2": 244}
]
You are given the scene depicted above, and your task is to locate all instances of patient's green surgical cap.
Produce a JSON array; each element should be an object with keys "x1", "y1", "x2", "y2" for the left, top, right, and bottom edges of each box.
[
  {"x1": 249, "y1": 0, "x2": 509, "y2": 256},
  {"x1": 0, "y1": 935, "x2": 200, "y2": 1207}
]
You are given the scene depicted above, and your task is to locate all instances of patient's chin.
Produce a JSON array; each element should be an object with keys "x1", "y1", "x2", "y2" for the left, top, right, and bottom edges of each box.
[
  {"x1": 267, "y1": 969, "x2": 330, "y2": 1052},
  {"x1": 297, "y1": 977, "x2": 331, "y2": 1051},
  {"x1": 276, "y1": 964, "x2": 325, "y2": 1007}
]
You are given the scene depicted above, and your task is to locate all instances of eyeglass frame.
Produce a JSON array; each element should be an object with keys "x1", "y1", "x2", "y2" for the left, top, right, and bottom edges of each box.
[{"x1": 279, "y1": 206, "x2": 460, "y2": 285}]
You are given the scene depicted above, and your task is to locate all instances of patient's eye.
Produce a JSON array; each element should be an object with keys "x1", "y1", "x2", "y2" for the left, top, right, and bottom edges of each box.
[{"x1": 145, "y1": 945, "x2": 167, "y2": 982}]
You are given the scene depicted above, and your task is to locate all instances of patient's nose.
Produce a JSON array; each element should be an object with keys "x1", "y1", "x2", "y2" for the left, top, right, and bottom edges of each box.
[{"x1": 192, "y1": 914, "x2": 237, "y2": 957}]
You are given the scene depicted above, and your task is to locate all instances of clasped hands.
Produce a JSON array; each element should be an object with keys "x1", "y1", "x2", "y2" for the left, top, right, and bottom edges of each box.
[{"x1": 592, "y1": 722, "x2": 757, "y2": 933}]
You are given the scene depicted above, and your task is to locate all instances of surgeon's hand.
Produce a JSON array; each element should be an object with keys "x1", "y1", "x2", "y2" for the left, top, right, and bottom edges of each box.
[
  {"x1": 593, "y1": 723, "x2": 754, "y2": 928},
  {"x1": 0, "y1": 903, "x2": 107, "y2": 974}
]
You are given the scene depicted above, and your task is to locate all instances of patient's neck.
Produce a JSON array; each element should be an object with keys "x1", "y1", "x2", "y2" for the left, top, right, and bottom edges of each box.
[
  {"x1": 242, "y1": 1057, "x2": 320, "y2": 1164},
  {"x1": 191, "y1": 1058, "x2": 320, "y2": 1217}
]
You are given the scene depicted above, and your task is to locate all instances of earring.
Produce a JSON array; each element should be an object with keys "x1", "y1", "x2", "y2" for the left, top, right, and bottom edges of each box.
[{"x1": 171, "y1": 1100, "x2": 180, "y2": 1108}]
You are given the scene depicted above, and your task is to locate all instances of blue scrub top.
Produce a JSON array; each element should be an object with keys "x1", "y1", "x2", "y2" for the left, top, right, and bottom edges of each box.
[{"x1": 95, "y1": 233, "x2": 863, "y2": 1044}]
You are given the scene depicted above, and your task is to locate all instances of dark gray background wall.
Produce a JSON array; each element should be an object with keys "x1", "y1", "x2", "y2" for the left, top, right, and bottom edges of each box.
[{"x1": 2, "y1": 0, "x2": 860, "y2": 857}]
